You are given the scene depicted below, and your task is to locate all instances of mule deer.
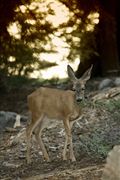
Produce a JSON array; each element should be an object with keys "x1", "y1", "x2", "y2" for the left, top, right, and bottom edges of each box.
[{"x1": 26, "y1": 65, "x2": 93, "y2": 163}]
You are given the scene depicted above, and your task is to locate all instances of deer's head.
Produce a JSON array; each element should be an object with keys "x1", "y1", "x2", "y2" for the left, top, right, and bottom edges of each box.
[{"x1": 67, "y1": 65, "x2": 93, "y2": 103}]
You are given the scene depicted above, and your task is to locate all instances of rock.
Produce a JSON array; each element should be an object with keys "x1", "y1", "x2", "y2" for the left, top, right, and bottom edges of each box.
[
  {"x1": 58, "y1": 129, "x2": 65, "y2": 137},
  {"x1": 38, "y1": 151, "x2": 43, "y2": 156},
  {"x1": 19, "y1": 154, "x2": 26, "y2": 159},
  {"x1": 98, "y1": 79, "x2": 114, "y2": 90},
  {"x1": 102, "y1": 145, "x2": 120, "y2": 180},
  {"x1": 114, "y1": 77, "x2": 120, "y2": 86},
  {"x1": 2, "y1": 161, "x2": 21, "y2": 168},
  {"x1": 20, "y1": 115, "x2": 28, "y2": 123},
  {"x1": 43, "y1": 137, "x2": 49, "y2": 143},
  {"x1": 20, "y1": 145, "x2": 27, "y2": 152},
  {"x1": 14, "y1": 115, "x2": 21, "y2": 128},
  {"x1": 98, "y1": 78, "x2": 120, "y2": 91},
  {"x1": 5, "y1": 127, "x2": 17, "y2": 132},
  {"x1": 0, "y1": 111, "x2": 16, "y2": 131},
  {"x1": 49, "y1": 146, "x2": 58, "y2": 152},
  {"x1": 0, "y1": 111, "x2": 28, "y2": 132},
  {"x1": 9, "y1": 128, "x2": 26, "y2": 146}
]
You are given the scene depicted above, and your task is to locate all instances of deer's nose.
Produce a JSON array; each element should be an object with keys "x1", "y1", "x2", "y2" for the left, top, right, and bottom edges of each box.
[{"x1": 76, "y1": 97, "x2": 83, "y2": 102}]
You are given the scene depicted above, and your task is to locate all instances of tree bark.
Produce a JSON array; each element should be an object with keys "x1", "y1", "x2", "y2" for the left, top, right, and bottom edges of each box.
[
  {"x1": 98, "y1": 11, "x2": 120, "y2": 76},
  {"x1": 76, "y1": 0, "x2": 120, "y2": 77},
  {"x1": 116, "y1": 0, "x2": 120, "y2": 64}
]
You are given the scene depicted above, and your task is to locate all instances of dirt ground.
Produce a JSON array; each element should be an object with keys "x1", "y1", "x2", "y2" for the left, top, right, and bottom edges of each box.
[
  {"x1": 0, "y1": 83, "x2": 119, "y2": 180},
  {"x1": 0, "y1": 129, "x2": 103, "y2": 180}
]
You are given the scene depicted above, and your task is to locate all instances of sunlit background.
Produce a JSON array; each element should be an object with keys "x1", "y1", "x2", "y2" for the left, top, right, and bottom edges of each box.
[{"x1": 7, "y1": 0, "x2": 99, "y2": 79}]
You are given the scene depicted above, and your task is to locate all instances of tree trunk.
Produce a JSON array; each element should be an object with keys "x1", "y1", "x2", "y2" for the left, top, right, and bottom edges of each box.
[
  {"x1": 76, "y1": 0, "x2": 120, "y2": 77},
  {"x1": 116, "y1": 0, "x2": 120, "y2": 63},
  {"x1": 98, "y1": 13, "x2": 120, "y2": 76}
]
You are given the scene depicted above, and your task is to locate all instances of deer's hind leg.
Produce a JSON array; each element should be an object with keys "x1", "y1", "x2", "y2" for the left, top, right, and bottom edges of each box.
[
  {"x1": 34, "y1": 116, "x2": 50, "y2": 162},
  {"x1": 26, "y1": 114, "x2": 44, "y2": 164}
]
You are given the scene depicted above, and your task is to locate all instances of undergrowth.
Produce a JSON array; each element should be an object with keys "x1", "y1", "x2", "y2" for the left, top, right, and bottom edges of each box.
[
  {"x1": 79, "y1": 98, "x2": 120, "y2": 159},
  {"x1": 2, "y1": 76, "x2": 68, "y2": 91}
]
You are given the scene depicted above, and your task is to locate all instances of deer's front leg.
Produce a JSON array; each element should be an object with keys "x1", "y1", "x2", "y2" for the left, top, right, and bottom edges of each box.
[
  {"x1": 63, "y1": 119, "x2": 76, "y2": 162},
  {"x1": 62, "y1": 133, "x2": 68, "y2": 160},
  {"x1": 69, "y1": 121, "x2": 76, "y2": 162}
]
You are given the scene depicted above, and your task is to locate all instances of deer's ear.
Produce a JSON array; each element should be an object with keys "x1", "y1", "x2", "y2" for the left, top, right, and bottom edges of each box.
[
  {"x1": 67, "y1": 65, "x2": 77, "y2": 82},
  {"x1": 81, "y1": 64, "x2": 93, "y2": 82}
]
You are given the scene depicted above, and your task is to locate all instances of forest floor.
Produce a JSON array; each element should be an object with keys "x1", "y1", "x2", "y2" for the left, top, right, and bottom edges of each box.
[{"x1": 0, "y1": 78, "x2": 120, "y2": 180}]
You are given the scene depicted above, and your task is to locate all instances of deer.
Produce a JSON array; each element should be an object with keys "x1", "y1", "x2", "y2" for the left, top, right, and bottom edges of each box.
[{"x1": 26, "y1": 64, "x2": 93, "y2": 164}]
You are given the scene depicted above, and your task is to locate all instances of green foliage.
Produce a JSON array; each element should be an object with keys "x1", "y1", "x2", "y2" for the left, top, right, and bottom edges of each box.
[
  {"x1": 78, "y1": 97, "x2": 120, "y2": 159},
  {"x1": 80, "y1": 131, "x2": 112, "y2": 158},
  {"x1": 94, "y1": 99, "x2": 120, "y2": 122},
  {"x1": 1, "y1": 75, "x2": 68, "y2": 91},
  {"x1": 103, "y1": 99, "x2": 120, "y2": 112},
  {"x1": 0, "y1": 0, "x2": 57, "y2": 77},
  {"x1": 0, "y1": 0, "x2": 100, "y2": 78},
  {"x1": 0, "y1": 0, "x2": 119, "y2": 78},
  {"x1": 6, "y1": 76, "x2": 34, "y2": 88}
]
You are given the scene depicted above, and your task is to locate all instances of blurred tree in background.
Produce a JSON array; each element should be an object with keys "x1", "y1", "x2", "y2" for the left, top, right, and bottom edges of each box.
[
  {"x1": 0, "y1": 0, "x2": 120, "y2": 83},
  {"x1": 61, "y1": 0, "x2": 120, "y2": 76},
  {"x1": 0, "y1": 0, "x2": 57, "y2": 78}
]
